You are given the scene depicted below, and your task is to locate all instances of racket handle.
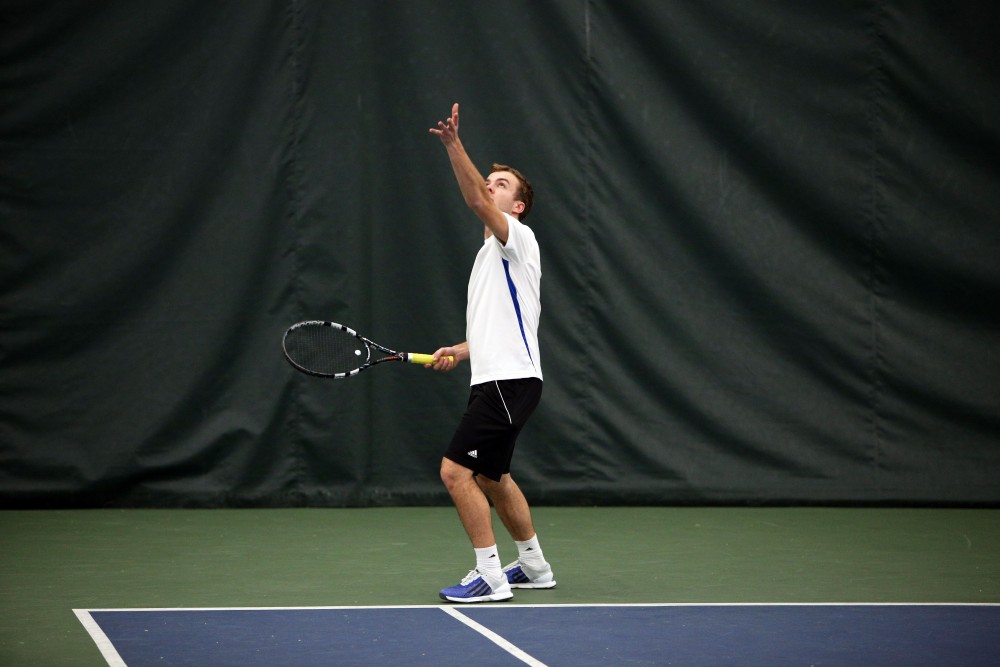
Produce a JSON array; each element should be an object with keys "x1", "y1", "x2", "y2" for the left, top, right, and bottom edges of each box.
[{"x1": 408, "y1": 353, "x2": 455, "y2": 365}]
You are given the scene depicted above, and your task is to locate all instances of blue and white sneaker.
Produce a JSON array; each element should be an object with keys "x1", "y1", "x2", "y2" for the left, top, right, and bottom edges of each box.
[
  {"x1": 503, "y1": 560, "x2": 557, "y2": 589},
  {"x1": 439, "y1": 569, "x2": 513, "y2": 603}
]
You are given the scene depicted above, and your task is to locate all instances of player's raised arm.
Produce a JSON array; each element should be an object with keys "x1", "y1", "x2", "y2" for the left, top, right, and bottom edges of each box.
[{"x1": 429, "y1": 103, "x2": 509, "y2": 244}]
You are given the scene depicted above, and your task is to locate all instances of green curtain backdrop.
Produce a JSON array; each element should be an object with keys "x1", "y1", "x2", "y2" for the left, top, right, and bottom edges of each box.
[{"x1": 2, "y1": 1, "x2": 998, "y2": 507}]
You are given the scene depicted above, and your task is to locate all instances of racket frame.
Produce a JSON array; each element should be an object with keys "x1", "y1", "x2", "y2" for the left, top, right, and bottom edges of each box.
[{"x1": 282, "y1": 320, "x2": 430, "y2": 379}]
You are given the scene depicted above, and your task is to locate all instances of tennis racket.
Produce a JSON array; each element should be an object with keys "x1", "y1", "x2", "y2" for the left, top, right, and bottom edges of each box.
[{"x1": 282, "y1": 320, "x2": 451, "y2": 379}]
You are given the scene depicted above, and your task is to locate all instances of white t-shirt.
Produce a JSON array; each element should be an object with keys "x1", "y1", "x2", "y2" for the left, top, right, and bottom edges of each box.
[{"x1": 466, "y1": 213, "x2": 543, "y2": 385}]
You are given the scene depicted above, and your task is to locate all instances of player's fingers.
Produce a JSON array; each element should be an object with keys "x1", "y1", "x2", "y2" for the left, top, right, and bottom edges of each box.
[{"x1": 427, "y1": 348, "x2": 449, "y2": 371}]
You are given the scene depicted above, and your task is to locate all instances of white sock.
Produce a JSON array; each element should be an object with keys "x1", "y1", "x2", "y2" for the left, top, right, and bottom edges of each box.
[
  {"x1": 515, "y1": 534, "x2": 547, "y2": 570},
  {"x1": 474, "y1": 545, "x2": 502, "y2": 582}
]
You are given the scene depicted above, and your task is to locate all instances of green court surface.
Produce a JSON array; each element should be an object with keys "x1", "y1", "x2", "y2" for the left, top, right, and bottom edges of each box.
[{"x1": 2, "y1": 507, "x2": 998, "y2": 665}]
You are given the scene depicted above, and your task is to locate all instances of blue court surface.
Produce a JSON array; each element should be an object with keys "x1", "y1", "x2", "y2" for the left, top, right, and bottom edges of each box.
[{"x1": 75, "y1": 603, "x2": 999, "y2": 666}]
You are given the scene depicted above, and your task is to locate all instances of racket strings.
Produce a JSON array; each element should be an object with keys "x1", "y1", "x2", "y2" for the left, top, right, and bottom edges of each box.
[{"x1": 285, "y1": 325, "x2": 366, "y2": 375}]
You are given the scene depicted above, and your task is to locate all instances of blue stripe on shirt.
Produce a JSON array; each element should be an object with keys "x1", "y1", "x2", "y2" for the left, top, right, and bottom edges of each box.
[{"x1": 502, "y1": 258, "x2": 534, "y2": 366}]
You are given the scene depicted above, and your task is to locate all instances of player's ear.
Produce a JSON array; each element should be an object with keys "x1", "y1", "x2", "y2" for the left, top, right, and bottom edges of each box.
[{"x1": 512, "y1": 200, "x2": 525, "y2": 216}]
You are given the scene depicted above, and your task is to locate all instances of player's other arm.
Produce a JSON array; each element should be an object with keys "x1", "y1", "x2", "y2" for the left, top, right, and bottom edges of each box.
[{"x1": 429, "y1": 103, "x2": 509, "y2": 244}]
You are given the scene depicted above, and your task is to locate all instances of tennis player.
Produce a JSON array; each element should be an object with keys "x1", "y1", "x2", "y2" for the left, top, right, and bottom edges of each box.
[{"x1": 428, "y1": 103, "x2": 556, "y2": 603}]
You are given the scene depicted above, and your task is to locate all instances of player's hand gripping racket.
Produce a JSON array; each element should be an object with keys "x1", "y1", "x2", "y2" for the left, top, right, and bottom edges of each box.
[{"x1": 282, "y1": 321, "x2": 452, "y2": 379}]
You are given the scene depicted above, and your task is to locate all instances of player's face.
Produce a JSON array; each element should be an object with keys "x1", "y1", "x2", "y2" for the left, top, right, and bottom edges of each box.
[{"x1": 486, "y1": 171, "x2": 525, "y2": 218}]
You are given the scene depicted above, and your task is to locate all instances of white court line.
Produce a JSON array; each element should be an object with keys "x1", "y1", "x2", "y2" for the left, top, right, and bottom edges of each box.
[
  {"x1": 76, "y1": 601, "x2": 1000, "y2": 613},
  {"x1": 72, "y1": 610, "x2": 127, "y2": 667},
  {"x1": 76, "y1": 604, "x2": 447, "y2": 613},
  {"x1": 439, "y1": 606, "x2": 547, "y2": 667}
]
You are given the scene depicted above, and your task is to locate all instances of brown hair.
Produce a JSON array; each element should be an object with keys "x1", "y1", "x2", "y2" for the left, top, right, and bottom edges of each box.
[{"x1": 491, "y1": 163, "x2": 534, "y2": 220}]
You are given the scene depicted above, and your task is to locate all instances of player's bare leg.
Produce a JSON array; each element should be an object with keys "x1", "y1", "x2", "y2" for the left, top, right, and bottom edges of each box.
[
  {"x1": 476, "y1": 472, "x2": 556, "y2": 589},
  {"x1": 440, "y1": 457, "x2": 496, "y2": 547},
  {"x1": 476, "y1": 473, "x2": 535, "y2": 541},
  {"x1": 438, "y1": 457, "x2": 512, "y2": 602}
]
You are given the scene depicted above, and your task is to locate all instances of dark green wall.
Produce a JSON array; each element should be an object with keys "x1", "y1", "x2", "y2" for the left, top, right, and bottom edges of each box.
[{"x1": 2, "y1": 1, "x2": 998, "y2": 507}]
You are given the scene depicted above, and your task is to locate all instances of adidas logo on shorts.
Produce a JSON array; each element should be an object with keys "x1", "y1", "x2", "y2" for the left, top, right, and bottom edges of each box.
[{"x1": 467, "y1": 450, "x2": 478, "y2": 459}]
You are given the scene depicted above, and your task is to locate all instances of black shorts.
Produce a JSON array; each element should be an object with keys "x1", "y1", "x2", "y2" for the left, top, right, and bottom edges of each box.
[{"x1": 444, "y1": 378, "x2": 543, "y2": 482}]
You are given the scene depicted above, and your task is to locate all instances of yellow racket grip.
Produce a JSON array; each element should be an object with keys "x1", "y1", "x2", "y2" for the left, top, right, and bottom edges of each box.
[{"x1": 408, "y1": 353, "x2": 454, "y2": 365}]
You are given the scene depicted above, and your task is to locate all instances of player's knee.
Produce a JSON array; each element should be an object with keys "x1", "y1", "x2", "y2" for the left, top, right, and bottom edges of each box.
[{"x1": 439, "y1": 457, "x2": 471, "y2": 491}]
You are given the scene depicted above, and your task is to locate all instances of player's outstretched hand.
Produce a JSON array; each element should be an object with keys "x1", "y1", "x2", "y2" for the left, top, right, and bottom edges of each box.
[{"x1": 429, "y1": 102, "x2": 460, "y2": 145}]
